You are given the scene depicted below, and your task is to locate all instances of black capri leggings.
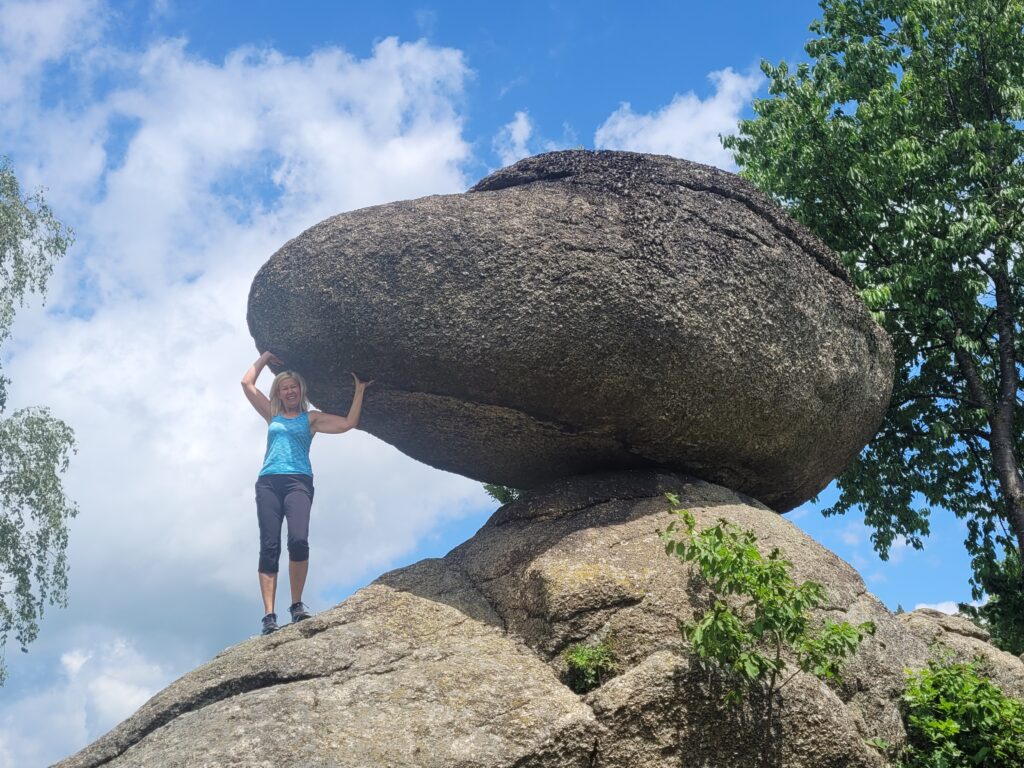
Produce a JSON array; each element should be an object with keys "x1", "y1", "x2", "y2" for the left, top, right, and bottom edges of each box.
[{"x1": 255, "y1": 474, "x2": 314, "y2": 574}]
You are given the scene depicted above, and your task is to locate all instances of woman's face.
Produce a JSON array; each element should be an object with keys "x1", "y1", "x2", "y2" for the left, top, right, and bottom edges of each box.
[{"x1": 279, "y1": 377, "x2": 301, "y2": 410}]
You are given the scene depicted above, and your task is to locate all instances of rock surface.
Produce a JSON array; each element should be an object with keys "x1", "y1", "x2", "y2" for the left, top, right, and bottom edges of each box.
[
  {"x1": 57, "y1": 471, "x2": 1023, "y2": 768},
  {"x1": 898, "y1": 608, "x2": 1024, "y2": 699},
  {"x1": 56, "y1": 584, "x2": 600, "y2": 768},
  {"x1": 247, "y1": 150, "x2": 893, "y2": 512}
]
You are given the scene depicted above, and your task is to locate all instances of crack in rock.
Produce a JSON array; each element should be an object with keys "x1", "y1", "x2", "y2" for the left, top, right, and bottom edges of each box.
[{"x1": 80, "y1": 670, "x2": 324, "y2": 768}]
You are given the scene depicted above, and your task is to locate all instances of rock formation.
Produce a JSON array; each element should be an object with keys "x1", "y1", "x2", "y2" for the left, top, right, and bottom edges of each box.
[
  {"x1": 58, "y1": 152, "x2": 1018, "y2": 768},
  {"x1": 247, "y1": 150, "x2": 893, "y2": 512},
  {"x1": 56, "y1": 472, "x2": 1024, "y2": 768}
]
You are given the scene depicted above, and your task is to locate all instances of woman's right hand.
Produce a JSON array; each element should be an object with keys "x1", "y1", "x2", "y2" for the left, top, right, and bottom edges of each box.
[{"x1": 262, "y1": 351, "x2": 283, "y2": 366}]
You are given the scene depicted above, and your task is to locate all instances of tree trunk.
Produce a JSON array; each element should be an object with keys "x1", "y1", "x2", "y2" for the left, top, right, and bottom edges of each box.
[
  {"x1": 990, "y1": 258, "x2": 1024, "y2": 555},
  {"x1": 951, "y1": 326, "x2": 1024, "y2": 554},
  {"x1": 995, "y1": 460, "x2": 1024, "y2": 557}
]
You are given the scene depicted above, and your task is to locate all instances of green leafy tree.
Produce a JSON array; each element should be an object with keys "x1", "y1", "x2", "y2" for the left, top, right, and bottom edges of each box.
[
  {"x1": 659, "y1": 494, "x2": 875, "y2": 708},
  {"x1": 0, "y1": 156, "x2": 78, "y2": 684},
  {"x1": 723, "y1": 0, "x2": 1024, "y2": 646}
]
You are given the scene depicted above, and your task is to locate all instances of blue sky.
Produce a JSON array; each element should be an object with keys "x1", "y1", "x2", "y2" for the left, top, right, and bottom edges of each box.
[{"x1": 0, "y1": 1, "x2": 975, "y2": 765}]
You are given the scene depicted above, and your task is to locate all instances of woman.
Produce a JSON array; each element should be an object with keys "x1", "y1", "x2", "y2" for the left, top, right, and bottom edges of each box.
[{"x1": 241, "y1": 350, "x2": 372, "y2": 635}]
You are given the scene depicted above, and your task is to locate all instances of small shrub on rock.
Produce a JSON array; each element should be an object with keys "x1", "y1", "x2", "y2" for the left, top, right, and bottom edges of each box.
[
  {"x1": 658, "y1": 493, "x2": 875, "y2": 705},
  {"x1": 563, "y1": 639, "x2": 617, "y2": 694},
  {"x1": 898, "y1": 657, "x2": 1024, "y2": 768}
]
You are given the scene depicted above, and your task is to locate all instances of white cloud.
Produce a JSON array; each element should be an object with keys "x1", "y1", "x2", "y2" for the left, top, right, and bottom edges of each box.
[
  {"x1": 0, "y1": 634, "x2": 170, "y2": 768},
  {"x1": 913, "y1": 600, "x2": 960, "y2": 614},
  {"x1": 492, "y1": 110, "x2": 533, "y2": 167},
  {"x1": 594, "y1": 67, "x2": 762, "y2": 170},
  {"x1": 60, "y1": 649, "x2": 91, "y2": 677},
  {"x1": 0, "y1": 5, "x2": 490, "y2": 762},
  {"x1": 3, "y1": 32, "x2": 472, "y2": 304},
  {"x1": 0, "y1": 0, "x2": 104, "y2": 103},
  {"x1": 840, "y1": 520, "x2": 866, "y2": 547}
]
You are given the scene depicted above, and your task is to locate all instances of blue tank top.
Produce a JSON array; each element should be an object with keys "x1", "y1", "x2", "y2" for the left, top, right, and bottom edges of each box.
[{"x1": 259, "y1": 412, "x2": 314, "y2": 477}]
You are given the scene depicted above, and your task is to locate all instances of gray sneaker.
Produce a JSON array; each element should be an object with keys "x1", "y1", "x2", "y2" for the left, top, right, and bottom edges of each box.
[
  {"x1": 261, "y1": 613, "x2": 278, "y2": 635},
  {"x1": 289, "y1": 602, "x2": 312, "y2": 623}
]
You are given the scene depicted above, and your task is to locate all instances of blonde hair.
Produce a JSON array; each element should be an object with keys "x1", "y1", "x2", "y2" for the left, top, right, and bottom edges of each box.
[{"x1": 269, "y1": 371, "x2": 311, "y2": 416}]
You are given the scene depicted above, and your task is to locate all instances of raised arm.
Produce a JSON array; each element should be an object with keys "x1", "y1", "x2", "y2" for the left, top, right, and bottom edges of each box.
[
  {"x1": 310, "y1": 373, "x2": 373, "y2": 435},
  {"x1": 241, "y1": 351, "x2": 280, "y2": 422}
]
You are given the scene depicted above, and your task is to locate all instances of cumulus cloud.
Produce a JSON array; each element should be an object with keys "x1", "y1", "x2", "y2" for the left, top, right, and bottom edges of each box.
[
  {"x1": 0, "y1": 0, "x2": 104, "y2": 103},
  {"x1": 4, "y1": 33, "x2": 472, "y2": 303},
  {"x1": 0, "y1": 2, "x2": 488, "y2": 761},
  {"x1": 0, "y1": 634, "x2": 170, "y2": 768},
  {"x1": 492, "y1": 110, "x2": 533, "y2": 167},
  {"x1": 594, "y1": 67, "x2": 762, "y2": 170}
]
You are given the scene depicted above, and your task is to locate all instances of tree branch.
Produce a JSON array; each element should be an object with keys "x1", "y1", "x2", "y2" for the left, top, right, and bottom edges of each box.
[{"x1": 952, "y1": 343, "x2": 996, "y2": 417}]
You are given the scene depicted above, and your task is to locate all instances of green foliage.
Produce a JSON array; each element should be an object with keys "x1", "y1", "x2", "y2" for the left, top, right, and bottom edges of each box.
[
  {"x1": 563, "y1": 638, "x2": 618, "y2": 694},
  {"x1": 898, "y1": 657, "x2": 1024, "y2": 768},
  {"x1": 865, "y1": 736, "x2": 892, "y2": 752},
  {"x1": 483, "y1": 483, "x2": 521, "y2": 505},
  {"x1": 723, "y1": 0, "x2": 1024, "y2": 641},
  {"x1": 0, "y1": 157, "x2": 77, "y2": 684},
  {"x1": 0, "y1": 157, "x2": 73, "y2": 411},
  {"x1": 958, "y1": 551, "x2": 1024, "y2": 655},
  {"x1": 659, "y1": 493, "x2": 874, "y2": 704}
]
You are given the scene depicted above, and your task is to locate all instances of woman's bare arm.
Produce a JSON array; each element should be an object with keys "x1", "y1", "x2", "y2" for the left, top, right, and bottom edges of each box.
[
  {"x1": 310, "y1": 373, "x2": 373, "y2": 434},
  {"x1": 241, "y1": 351, "x2": 280, "y2": 422}
]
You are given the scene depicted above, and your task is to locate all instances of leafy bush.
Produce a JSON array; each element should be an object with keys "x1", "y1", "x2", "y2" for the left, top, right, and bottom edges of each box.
[
  {"x1": 659, "y1": 493, "x2": 874, "y2": 704},
  {"x1": 899, "y1": 657, "x2": 1024, "y2": 768},
  {"x1": 563, "y1": 639, "x2": 617, "y2": 694}
]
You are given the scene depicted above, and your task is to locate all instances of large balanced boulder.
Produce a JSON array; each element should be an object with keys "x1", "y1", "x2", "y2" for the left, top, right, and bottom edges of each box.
[
  {"x1": 248, "y1": 150, "x2": 893, "y2": 512},
  {"x1": 56, "y1": 471, "x2": 1024, "y2": 768}
]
